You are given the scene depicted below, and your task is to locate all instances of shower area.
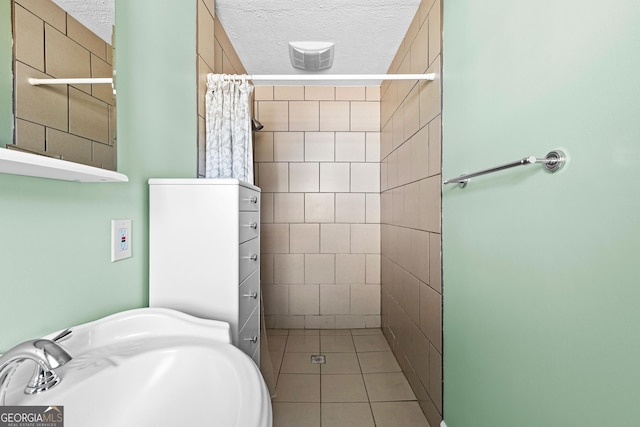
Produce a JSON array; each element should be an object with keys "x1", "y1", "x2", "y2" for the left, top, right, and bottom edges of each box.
[
  {"x1": 195, "y1": 1, "x2": 443, "y2": 425},
  {"x1": 254, "y1": 80, "x2": 442, "y2": 423}
]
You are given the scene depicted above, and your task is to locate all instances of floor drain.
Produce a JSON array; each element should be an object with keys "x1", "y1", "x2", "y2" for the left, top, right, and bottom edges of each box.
[{"x1": 310, "y1": 354, "x2": 326, "y2": 364}]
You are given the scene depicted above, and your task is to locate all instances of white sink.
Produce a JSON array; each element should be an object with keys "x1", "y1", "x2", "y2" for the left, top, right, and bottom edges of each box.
[{"x1": 1, "y1": 308, "x2": 272, "y2": 427}]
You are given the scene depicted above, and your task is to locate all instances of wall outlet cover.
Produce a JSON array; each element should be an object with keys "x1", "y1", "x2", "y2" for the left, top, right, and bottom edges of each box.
[{"x1": 111, "y1": 219, "x2": 132, "y2": 262}]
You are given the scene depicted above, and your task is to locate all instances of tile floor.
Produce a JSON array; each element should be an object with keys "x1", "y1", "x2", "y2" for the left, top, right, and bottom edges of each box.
[{"x1": 267, "y1": 328, "x2": 430, "y2": 427}]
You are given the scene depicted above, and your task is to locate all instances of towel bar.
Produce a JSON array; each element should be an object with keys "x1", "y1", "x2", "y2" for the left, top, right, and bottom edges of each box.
[{"x1": 443, "y1": 150, "x2": 566, "y2": 188}]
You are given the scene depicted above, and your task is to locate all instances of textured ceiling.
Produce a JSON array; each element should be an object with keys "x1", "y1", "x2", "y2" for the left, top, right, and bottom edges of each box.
[
  {"x1": 52, "y1": 0, "x2": 114, "y2": 43},
  {"x1": 215, "y1": 0, "x2": 421, "y2": 85},
  {"x1": 51, "y1": 0, "x2": 421, "y2": 85}
]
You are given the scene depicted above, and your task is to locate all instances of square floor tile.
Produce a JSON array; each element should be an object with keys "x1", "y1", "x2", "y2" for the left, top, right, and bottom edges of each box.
[
  {"x1": 269, "y1": 335, "x2": 288, "y2": 353},
  {"x1": 285, "y1": 335, "x2": 320, "y2": 353},
  {"x1": 363, "y1": 373, "x2": 416, "y2": 402},
  {"x1": 321, "y1": 352, "x2": 361, "y2": 374},
  {"x1": 350, "y1": 328, "x2": 383, "y2": 335},
  {"x1": 281, "y1": 352, "x2": 321, "y2": 374},
  {"x1": 353, "y1": 334, "x2": 391, "y2": 352},
  {"x1": 275, "y1": 374, "x2": 320, "y2": 402},
  {"x1": 273, "y1": 402, "x2": 320, "y2": 427},
  {"x1": 321, "y1": 329, "x2": 352, "y2": 336},
  {"x1": 321, "y1": 374, "x2": 368, "y2": 402},
  {"x1": 321, "y1": 403, "x2": 375, "y2": 427},
  {"x1": 267, "y1": 329, "x2": 290, "y2": 336},
  {"x1": 357, "y1": 351, "x2": 401, "y2": 373},
  {"x1": 321, "y1": 335, "x2": 356, "y2": 353},
  {"x1": 370, "y1": 401, "x2": 429, "y2": 427},
  {"x1": 289, "y1": 329, "x2": 320, "y2": 336}
]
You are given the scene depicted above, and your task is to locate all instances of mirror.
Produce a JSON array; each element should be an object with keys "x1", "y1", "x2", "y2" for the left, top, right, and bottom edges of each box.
[{"x1": 2, "y1": 0, "x2": 117, "y2": 172}]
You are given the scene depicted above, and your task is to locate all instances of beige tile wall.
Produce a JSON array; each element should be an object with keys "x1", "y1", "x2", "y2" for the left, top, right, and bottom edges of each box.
[
  {"x1": 380, "y1": 0, "x2": 442, "y2": 425},
  {"x1": 196, "y1": 0, "x2": 249, "y2": 177},
  {"x1": 255, "y1": 86, "x2": 382, "y2": 331},
  {"x1": 12, "y1": 0, "x2": 116, "y2": 170}
]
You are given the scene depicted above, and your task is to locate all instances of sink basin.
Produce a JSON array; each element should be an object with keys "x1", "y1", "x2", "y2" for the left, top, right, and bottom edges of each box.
[{"x1": 1, "y1": 308, "x2": 272, "y2": 427}]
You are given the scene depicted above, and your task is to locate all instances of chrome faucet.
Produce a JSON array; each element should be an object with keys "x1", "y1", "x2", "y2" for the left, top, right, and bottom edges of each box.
[{"x1": 0, "y1": 339, "x2": 72, "y2": 400}]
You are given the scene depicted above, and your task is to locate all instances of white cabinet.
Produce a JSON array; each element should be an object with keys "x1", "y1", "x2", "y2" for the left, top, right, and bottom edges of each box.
[{"x1": 149, "y1": 179, "x2": 261, "y2": 365}]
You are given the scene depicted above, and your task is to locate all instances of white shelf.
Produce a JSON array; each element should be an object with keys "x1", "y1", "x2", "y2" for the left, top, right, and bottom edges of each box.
[{"x1": 0, "y1": 148, "x2": 128, "y2": 182}]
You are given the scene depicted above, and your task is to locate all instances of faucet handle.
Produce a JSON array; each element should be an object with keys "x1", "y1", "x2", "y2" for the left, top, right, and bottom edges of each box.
[
  {"x1": 27, "y1": 340, "x2": 72, "y2": 395},
  {"x1": 33, "y1": 340, "x2": 72, "y2": 370},
  {"x1": 51, "y1": 329, "x2": 73, "y2": 343},
  {"x1": 0, "y1": 339, "x2": 72, "y2": 396}
]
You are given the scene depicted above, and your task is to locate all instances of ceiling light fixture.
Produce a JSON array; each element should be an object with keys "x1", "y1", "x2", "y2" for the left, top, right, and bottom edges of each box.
[{"x1": 288, "y1": 42, "x2": 334, "y2": 71}]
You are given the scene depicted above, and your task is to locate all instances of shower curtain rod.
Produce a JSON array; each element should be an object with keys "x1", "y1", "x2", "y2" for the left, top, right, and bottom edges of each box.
[
  {"x1": 28, "y1": 73, "x2": 437, "y2": 86},
  {"x1": 220, "y1": 73, "x2": 437, "y2": 82},
  {"x1": 29, "y1": 77, "x2": 113, "y2": 85}
]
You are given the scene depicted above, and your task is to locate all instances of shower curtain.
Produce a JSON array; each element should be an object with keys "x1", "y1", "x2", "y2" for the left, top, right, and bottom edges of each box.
[{"x1": 205, "y1": 74, "x2": 254, "y2": 183}]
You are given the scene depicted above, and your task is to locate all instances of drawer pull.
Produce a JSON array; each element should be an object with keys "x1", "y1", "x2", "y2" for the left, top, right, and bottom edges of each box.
[
  {"x1": 242, "y1": 253, "x2": 258, "y2": 261},
  {"x1": 249, "y1": 222, "x2": 258, "y2": 230},
  {"x1": 243, "y1": 292, "x2": 258, "y2": 299},
  {"x1": 244, "y1": 196, "x2": 258, "y2": 204},
  {"x1": 243, "y1": 336, "x2": 258, "y2": 344}
]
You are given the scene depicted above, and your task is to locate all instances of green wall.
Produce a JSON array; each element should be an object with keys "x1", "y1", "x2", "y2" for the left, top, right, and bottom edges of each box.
[
  {"x1": 442, "y1": 1, "x2": 640, "y2": 426},
  {"x1": 0, "y1": 0, "x2": 197, "y2": 352}
]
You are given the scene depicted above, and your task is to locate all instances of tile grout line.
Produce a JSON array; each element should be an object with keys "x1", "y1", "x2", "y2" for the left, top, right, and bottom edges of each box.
[
  {"x1": 355, "y1": 328, "x2": 379, "y2": 426},
  {"x1": 352, "y1": 330, "x2": 380, "y2": 427},
  {"x1": 318, "y1": 343, "x2": 323, "y2": 426},
  {"x1": 275, "y1": 331, "x2": 289, "y2": 389}
]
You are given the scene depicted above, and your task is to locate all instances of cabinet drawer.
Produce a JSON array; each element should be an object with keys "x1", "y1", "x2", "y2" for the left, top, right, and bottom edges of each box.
[
  {"x1": 239, "y1": 186, "x2": 260, "y2": 212},
  {"x1": 239, "y1": 211, "x2": 260, "y2": 244},
  {"x1": 239, "y1": 270, "x2": 259, "y2": 328},
  {"x1": 239, "y1": 237, "x2": 260, "y2": 283},
  {"x1": 238, "y1": 307, "x2": 259, "y2": 356}
]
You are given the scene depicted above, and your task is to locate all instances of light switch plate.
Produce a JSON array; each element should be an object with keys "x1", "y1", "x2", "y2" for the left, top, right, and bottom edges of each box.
[{"x1": 111, "y1": 219, "x2": 132, "y2": 262}]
